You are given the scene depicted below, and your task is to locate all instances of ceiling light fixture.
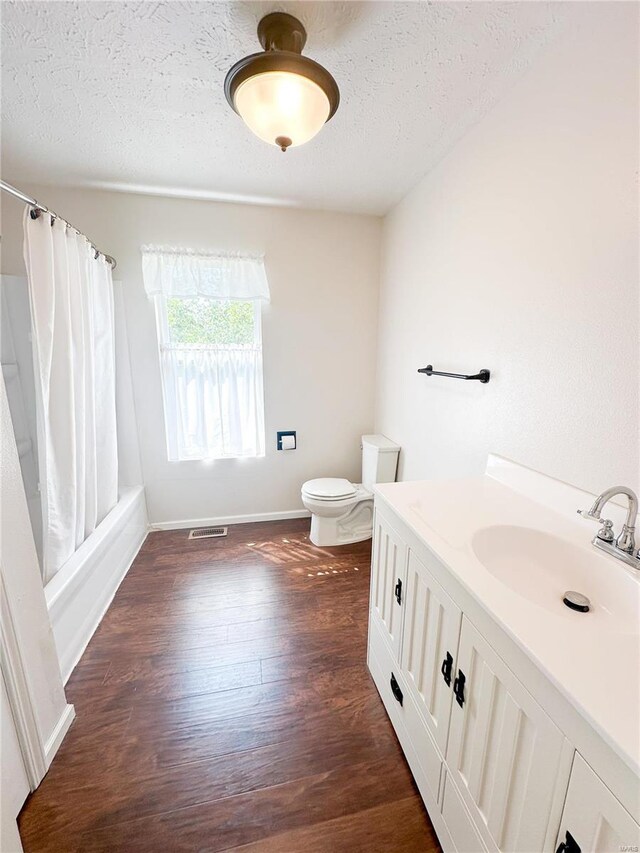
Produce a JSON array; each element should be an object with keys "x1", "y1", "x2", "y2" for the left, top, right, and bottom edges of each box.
[{"x1": 224, "y1": 12, "x2": 340, "y2": 152}]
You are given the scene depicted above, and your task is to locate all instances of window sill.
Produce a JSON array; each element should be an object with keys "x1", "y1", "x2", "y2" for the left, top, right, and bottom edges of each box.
[{"x1": 168, "y1": 453, "x2": 266, "y2": 463}]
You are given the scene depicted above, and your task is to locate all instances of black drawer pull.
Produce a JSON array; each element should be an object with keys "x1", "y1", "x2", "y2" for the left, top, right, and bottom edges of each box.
[
  {"x1": 453, "y1": 669, "x2": 466, "y2": 708},
  {"x1": 390, "y1": 673, "x2": 403, "y2": 706},
  {"x1": 556, "y1": 831, "x2": 581, "y2": 853},
  {"x1": 441, "y1": 652, "x2": 453, "y2": 687},
  {"x1": 394, "y1": 578, "x2": 402, "y2": 605}
]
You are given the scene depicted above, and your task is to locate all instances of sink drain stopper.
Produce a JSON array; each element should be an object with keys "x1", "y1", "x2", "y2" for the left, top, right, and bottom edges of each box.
[{"x1": 563, "y1": 591, "x2": 591, "y2": 613}]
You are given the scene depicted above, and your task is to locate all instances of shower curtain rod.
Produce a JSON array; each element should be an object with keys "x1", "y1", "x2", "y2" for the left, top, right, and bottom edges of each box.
[{"x1": 0, "y1": 179, "x2": 117, "y2": 269}]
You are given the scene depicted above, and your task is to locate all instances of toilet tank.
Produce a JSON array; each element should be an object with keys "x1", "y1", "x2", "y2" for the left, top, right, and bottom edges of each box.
[{"x1": 361, "y1": 434, "x2": 400, "y2": 491}]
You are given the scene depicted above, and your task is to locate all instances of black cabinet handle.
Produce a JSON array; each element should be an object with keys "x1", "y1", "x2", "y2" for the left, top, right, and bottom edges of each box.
[
  {"x1": 394, "y1": 578, "x2": 402, "y2": 605},
  {"x1": 453, "y1": 669, "x2": 466, "y2": 708},
  {"x1": 441, "y1": 652, "x2": 453, "y2": 687},
  {"x1": 556, "y1": 832, "x2": 581, "y2": 853},
  {"x1": 390, "y1": 673, "x2": 403, "y2": 706}
]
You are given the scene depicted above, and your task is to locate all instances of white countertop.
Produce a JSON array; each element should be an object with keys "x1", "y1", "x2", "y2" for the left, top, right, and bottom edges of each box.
[{"x1": 374, "y1": 468, "x2": 640, "y2": 775}]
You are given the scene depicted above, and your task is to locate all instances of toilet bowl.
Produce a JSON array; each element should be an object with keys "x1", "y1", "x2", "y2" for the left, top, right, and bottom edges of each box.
[
  {"x1": 301, "y1": 435, "x2": 400, "y2": 547},
  {"x1": 301, "y1": 478, "x2": 373, "y2": 547}
]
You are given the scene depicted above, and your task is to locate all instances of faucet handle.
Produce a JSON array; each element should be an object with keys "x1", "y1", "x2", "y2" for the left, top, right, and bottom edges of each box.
[
  {"x1": 577, "y1": 509, "x2": 615, "y2": 542},
  {"x1": 577, "y1": 508, "x2": 603, "y2": 522}
]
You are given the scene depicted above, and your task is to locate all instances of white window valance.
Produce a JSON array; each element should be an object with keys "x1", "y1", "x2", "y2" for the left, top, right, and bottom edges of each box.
[{"x1": 141, "y1": 246, "x2": 270, "y2": 301}]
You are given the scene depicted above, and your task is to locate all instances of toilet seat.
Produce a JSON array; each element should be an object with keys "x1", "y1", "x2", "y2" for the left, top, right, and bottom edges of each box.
[{"x1": 301, "y1": 477, "x2": 357, "y2": 501}]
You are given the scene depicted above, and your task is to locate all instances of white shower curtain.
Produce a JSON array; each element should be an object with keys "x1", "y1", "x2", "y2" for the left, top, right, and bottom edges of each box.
[{"x1": 23, "y1": 209, "x2": 118, "y2": 583}]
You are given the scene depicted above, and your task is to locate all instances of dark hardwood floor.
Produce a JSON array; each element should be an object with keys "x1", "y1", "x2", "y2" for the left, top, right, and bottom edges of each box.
[{"x1": 18, "y1": 519, "x2": 440, "y2": 852}]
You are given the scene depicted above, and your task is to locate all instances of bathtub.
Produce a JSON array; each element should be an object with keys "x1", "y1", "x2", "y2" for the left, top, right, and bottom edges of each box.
[{"x1": 45, "y1": 486, "x2": 148, "y2": 683}]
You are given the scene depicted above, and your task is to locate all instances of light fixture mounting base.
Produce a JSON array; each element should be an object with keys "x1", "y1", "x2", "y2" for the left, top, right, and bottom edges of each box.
[{"x1": 257, "y1": 12, "x2": 307, "y2": 54}]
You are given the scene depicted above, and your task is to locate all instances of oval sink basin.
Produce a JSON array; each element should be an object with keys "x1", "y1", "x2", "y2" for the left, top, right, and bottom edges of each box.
[{"x1": 471, "y1": 525, "x2": 640, "y2": 633}]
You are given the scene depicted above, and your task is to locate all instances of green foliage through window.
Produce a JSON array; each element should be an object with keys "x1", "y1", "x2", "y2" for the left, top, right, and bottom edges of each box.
[{"x1": 166, "y1": 298, "x2": 255, "y2": 346}]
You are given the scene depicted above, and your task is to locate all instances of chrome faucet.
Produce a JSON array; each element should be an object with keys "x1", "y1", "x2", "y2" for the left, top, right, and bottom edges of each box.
[{"x1": 578, "y1": 486, "x2": 640, "y2": 569}]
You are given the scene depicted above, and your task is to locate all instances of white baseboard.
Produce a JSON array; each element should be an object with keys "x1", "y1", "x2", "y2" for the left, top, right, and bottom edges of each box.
[
  {"x1": 150, "y1": 508, "x2": 311, "y2": 531},
  {"x1": 44, "y1": 703, "x2": 75, "y2": 768},
  {"x1": 46, "y1": 486, "x2": 148, "y2": 684}
]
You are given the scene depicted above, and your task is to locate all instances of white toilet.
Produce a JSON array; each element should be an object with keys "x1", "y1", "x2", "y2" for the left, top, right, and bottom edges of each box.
[{"x1": 301, "y1": 434, "x2": 401, "y2": 547}]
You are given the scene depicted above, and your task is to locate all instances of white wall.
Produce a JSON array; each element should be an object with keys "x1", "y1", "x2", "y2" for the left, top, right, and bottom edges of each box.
[
  {"x1": 1, "y1": 191, "x2": 381, "y2": 525},
  {"x1": 375, "y1": 3, "x2": 639, "y2": 496}
]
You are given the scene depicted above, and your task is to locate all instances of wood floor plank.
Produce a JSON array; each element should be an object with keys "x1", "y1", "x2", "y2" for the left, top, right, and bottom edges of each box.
[
  {"x1": 18, "y1": 720, "x2": 406, "y2": 851},
  {"x1": 123, "y1": 660, "x2": 376, "y2": 735},
  {"x1": 18, "y1": 519, "x2": 440, "y2": 853},
  {"x1": 225, "y1": 796, "x2": 440, "y2": 853},
  {"x1": 151, "y1": 689, "x2": 387, "y2": 769},
  {"x1": 98, "y1": 622, "x2": 364, "y2": 682},
  {"x1": 100, "y1": 656, "x2": 263, "y2": 701},
  {"x1": 260, "y1": 639, "x2": 369, "y2": 685},
  {"x1": 78, "y1": 757, "x2": 419, "y2": 853}
]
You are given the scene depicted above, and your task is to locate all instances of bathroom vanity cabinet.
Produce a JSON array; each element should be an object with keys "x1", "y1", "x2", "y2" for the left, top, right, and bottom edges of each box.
[{"x1": 367, "y1": 493, "x2": 640, "y2": 853}]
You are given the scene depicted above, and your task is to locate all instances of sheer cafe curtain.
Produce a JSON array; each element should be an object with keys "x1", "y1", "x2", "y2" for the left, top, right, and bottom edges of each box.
[
  {"x1": 23, "y1": 209, "x2": 118, "y2": 584},
  {"x1": 141, "y1": 247, "x2": 270, "y2": 462}
]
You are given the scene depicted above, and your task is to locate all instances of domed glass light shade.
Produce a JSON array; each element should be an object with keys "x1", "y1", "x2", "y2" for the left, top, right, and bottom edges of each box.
[
  {"x1": 225, "y1": 13, "x2": 339, "y2": 152},
  {"x1": 234, "y1": 72, "x2": 331, "y2": 150}
]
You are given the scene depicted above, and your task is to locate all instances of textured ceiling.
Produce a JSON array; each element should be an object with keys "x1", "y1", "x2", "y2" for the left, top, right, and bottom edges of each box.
[{"x1": 1, "y1": 1, "x2": 570, "y2": 214}]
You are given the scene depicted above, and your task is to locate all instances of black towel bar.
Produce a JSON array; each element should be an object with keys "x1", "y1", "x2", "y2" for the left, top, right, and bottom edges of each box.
[{"x1": 418, "y1": 364, "x2": 490, "y2": 383}]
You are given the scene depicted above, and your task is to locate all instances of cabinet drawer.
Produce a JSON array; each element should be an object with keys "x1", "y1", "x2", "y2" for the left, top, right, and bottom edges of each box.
[
  {"x1": 442, "y1": 770, "x2": 489, "y2": 853},
  {"x1": 368, "y1": 614, "x2": 443, "y2": 806}
]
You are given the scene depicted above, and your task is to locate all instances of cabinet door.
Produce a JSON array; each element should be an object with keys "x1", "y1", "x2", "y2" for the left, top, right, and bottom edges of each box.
[
  {"x1": 401, "y1": 550, "x2": 462, "y2": 757},
  {"x1": 447, "y1": 617, "x2": 566, "y2": 852},
  {"x1": 555, "y1": 753, "x2": 640, "y2": 853},
  {"x1": 369, "y1": 511, "x2": 407, "y2": 660}
]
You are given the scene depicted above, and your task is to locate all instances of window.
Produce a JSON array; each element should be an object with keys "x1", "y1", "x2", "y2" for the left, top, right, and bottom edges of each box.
[{"x1": 141, "y1": 248, "x2": 269, "y2": 461}]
